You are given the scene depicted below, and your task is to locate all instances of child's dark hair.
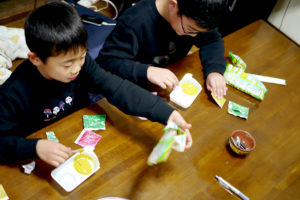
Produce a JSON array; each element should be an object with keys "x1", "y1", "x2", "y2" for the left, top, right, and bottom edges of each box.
[
  {"x1": 177, "y1": 0, "x2": 227, "y2": 30},
  {"x1": 25, "y1": 1, "x2": 87, "y2": 62}
]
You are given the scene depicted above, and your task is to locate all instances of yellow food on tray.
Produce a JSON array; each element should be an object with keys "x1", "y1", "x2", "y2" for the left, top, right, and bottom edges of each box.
[
  {"x1": 181, "y1": 82, "x2": 198, "y2": 95},
  {"x1": 73, "y1": 154, "x2": 94, "y2": 175}
]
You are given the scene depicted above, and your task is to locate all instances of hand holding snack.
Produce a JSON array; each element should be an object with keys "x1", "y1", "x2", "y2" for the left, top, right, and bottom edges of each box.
[
  {"x1": 147, "y1": 122, "x2": 189, "y2": 166},
  {"x1": 206, "y1": 72, "x2": 227, "y2": 100},
  {"x1": 167, "y1": 110, "x2": 192, "y2": 149},
  {"x1": 36, "y1": 139, "x2": 72, "y2": 167}
]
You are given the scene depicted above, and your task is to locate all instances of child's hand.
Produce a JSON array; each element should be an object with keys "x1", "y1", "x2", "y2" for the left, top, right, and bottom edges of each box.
[
  {"x1": 206, "y1": 72, "x2": 228, "y2": 99},
  {"x1": 147, "y1": 66, "x2": 179, "y2": 89},
  {"x1": 167, "y1": 110, "x2": 192, "y2": 149},
  {"x1": 36, "y1": 139, "x2": 72, "y2": 167}
]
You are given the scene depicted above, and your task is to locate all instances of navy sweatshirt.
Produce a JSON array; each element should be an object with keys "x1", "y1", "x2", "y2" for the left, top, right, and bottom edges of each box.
[
  {"x1": 0, "y1": 54, "x2": 174, "y2": 163},
  {"x1": 96, "y1": 0, "x2": 226, "y2": 84}
]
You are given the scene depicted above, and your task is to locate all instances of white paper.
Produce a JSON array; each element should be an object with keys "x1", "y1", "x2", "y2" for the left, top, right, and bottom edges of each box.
[{"x1": 247, "y1": 73, "x2": 286, "y2": 85}]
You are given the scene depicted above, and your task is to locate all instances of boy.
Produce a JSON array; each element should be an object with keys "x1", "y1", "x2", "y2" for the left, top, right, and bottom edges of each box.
[
  {"x1": 0, "y1": 1, "x2": 191, "y2": 167},
  {"x1": 96, "y1": 0, "x2": 228, "y2": 99}
]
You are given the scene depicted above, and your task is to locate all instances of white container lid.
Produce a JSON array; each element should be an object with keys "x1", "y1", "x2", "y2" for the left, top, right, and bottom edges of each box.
[
  {"x1": 170, "y1": 73, "x2": 202, "y2": 109},
  {"x1": 51, "y1": 147, "x2": 100, "y2": 192}
]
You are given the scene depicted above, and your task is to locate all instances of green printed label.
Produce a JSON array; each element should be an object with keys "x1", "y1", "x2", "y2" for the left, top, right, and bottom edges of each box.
[
  {"x1": 46, "y1": 131, "x2": 59, "y2": 142},
  {"x1": 83, "y1": 115, "x2": 106, "y2": 130},
  {"x1": 228, "y1": 101, "x2": 249, "y2": 119}
]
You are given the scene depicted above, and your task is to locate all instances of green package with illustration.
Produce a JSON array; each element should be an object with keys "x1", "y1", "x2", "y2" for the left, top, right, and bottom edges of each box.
[
  {"x1": 82, "y1": 114, "x2": 106, "y2": 130},
  {"x1": 229, "y1": 51, "x2": 247, "y2": 71},
  {"x1": 224, "y1": 64, "x2": 268, "y2": 100},
  {"x1": 228, "y1": 101, "x2": 249, "y2": 119},
  {"x1": 147, "y1": 123, "x2": 186, "y2": 166}
]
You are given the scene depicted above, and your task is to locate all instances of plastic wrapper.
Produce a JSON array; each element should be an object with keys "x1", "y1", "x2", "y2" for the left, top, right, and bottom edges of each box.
[
  {"x1": 46, "y1": 131, "x2": 59, "y2": 142},
  {"x1": 147, "y1": 123, "x2": 186, "y2": 166},
  {"x1": 229, "y1": 51, "x2": 247, "y2": 71},
  {"x1": 224, "y1": 64, "x2": 267, "y2": 100},
  {"x1": 211, "y1": 91, "x2": 226, "y2": 108},
  {"x1": 74, "y1": 129, "x2": 102, "y2": 148},
  {"x1": 22, "y1": 161, "x2": 36, "y2": 174},
  {"x1": 82, "y1": 114, "x2": 106, "y2": 130},
  {"x1": 0, "y1": 184, "x2": 9, "y2": 200},
  {"x1": 228, "y1": 101, "x2": 249, "y2": 119}
]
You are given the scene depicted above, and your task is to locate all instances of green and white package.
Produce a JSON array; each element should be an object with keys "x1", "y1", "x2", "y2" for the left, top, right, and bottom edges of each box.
[
  {"x1": 229, "y1": 51, "x2": 247, "y2": 71},
  {"x1": 147, "y1": 123, "x2": 186, "y2": 166},
  {"x1": 228, "y1": 101, "x2": 249, "y2": 119},
  {"x1": 224, "y1": 64, "x2": 268, "y2": 100},
  {"x1": 82, "y1": 114, "x2": 106, "y2": 130},
  {"x1": 46, "y1": 131, "x2": 59, "y2": 142}
]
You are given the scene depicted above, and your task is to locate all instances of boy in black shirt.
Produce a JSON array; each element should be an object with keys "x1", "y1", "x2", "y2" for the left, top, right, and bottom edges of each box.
[
  {"x1": 97, "y1": 0, "x2": 228, "y2": 99},
  {"x1": 0, "y1": 1, "x2": 191, "y2": 167}
]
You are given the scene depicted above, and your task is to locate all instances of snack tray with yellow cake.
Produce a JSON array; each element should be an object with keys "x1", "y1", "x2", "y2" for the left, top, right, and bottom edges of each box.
[
  {"x1": 51, "y1": 146, "x2": 100, "y2": 192},
  {"x1": 170, "y1": 73, "x2": 202, "y2": 109}
]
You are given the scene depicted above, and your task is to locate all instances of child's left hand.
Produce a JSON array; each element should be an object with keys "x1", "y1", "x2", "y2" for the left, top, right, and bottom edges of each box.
[
  {"x1": 206, "y1": 72, "x2": 228, "y2": 99},
  {"x1": 167, "y1": 110, "x2": 192, "y2": 149}
]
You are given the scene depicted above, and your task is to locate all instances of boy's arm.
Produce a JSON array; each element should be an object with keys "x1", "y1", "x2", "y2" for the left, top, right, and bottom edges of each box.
[
  {"x1": 85, "y1": 56, "x2": 193, "y2": 148},
  {"x1": 0, "y1": 95, "x2": 71, "y2": 165},
  {"x1": 0, "y1": 96, "x2": 39, "y2": 162},
  {"x1": 0, "y1": 136, "x2": 39, "y2": 163},
  {"x1": 85, "y1": 55, "x2": 174, "y2": 124},
  {"x1": 95, "y1": 21, "x2": 149, "y2": 84},
  {"x1": 194, "y1": 28, "x2": 226, "y2": 78},
  {"x1": 194, "y1": 28, "x2": 227, "y2": 98}
]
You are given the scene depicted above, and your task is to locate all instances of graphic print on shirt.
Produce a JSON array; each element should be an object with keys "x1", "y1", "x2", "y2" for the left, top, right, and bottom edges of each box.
[
  {"x1": 65, "y1": 96, "x2": 73, "y2": 106},
  {"x1": 43, "y1": 108, "x2": 52, "y2": 122},
  {"x1": 59, "y1": 101, "x2": 65, "y2": 111},
  {"x1": 43, "y1": 96, "x2": 73, "y2": 122},
  {"x1": 53, "y1": 106, "x2": 60, "y2": 115},
  {"x1": 152, "y1": 41, "x2": 176, "y2": 66}
]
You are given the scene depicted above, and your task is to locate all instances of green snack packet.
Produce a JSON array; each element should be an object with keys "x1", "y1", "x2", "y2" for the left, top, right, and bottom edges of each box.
[
  {"x1": 46, "y1": 131, "x2": 59, "y2": 142},
  {"x1": 147, "y1": 123, "x2": 186, "y2": 166},
  {"x1": 82, "y1": 115, "x2": 106, "y2": 130},
  {"x1": 224, "y1": 64, "x2": 268, "y2": 100},
  {"x1": 228, "y1": 101, "x2": 249, "y2": 119},
  {"x1": 147, "y1": 130, "x2": 176, "y2": 166},
  {"x1": 229, "y1": 51, "x2": 247, "y2": 71}
]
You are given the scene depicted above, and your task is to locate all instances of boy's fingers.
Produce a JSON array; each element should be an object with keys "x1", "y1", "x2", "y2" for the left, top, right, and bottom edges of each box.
[
  {"x1": 159, "y1": 82, "x2": 167, "y2": 89},
  {"x1": 164, "y1": 79, "x2": 174, "y2": 89},
  {"x1": 176, "y1": 117, "x2": 191, "y2": 131},
  {"x1": 49, "y1": 160, "x2": 60, "y2": 167},
  {"x1": 52, "y1": 155, "x2": 67, "y2": 165},
  {"x1": 55, "y1": 150, "x2": 70, "y2": 160},
  {"x1": 58, "y1": 144, "x2": 72, "y2": 154},
  {"x1": 185, "y1": 129, "x2": 192, "y2": 149},
  {"x1": 169, "y1": 72, "x2": 179, "y2": 84},
  {"x1": 206, "y1": 81, "x2": 212, "y2": 91}
]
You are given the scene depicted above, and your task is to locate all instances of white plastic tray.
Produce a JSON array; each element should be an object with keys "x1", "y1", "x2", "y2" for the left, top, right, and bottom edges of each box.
[
  {"x1": 170, "y1": 73, "x2": 202, "y2": 109},
  {"x1": 51, "y1": 148, "x2": 100, "y2": 192}
]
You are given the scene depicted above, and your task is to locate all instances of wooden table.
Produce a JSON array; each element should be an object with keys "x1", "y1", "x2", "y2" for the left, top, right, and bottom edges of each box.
[{"x1": 1, "y1": 20, "x2": 299, "y2": 200}]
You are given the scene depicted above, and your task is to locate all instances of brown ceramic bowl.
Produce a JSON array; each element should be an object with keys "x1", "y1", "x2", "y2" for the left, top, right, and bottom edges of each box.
[{"x1": 229, "y1": 130, "x2": 256, "y2": 155}]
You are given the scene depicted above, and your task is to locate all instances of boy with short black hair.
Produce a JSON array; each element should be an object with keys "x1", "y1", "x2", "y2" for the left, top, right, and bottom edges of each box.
[
  {"x1": 0, "y1": 1, "x2": 191, "y2": 167},
  {"x1": 97, "y1": 0, "x2": 228, "y2": 99}
]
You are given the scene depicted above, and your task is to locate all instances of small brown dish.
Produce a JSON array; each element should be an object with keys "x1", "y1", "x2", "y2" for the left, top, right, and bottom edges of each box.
[{"x1": 229, "y1": 130, "x2": 256, "y2": 155}]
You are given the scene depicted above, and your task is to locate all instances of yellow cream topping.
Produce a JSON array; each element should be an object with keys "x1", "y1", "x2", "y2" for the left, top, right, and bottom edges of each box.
[
  {"x1": 181, "y1": 82, "x2": 198, "y2": 95},
  {"x1": 73, "y1": 154, "x2": 94, "y2": 175}
]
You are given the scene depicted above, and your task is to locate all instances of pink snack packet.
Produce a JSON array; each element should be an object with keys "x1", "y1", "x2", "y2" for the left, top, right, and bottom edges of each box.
[{"x1": 74, "y1": 129, "x2": 102, "y2": 148}]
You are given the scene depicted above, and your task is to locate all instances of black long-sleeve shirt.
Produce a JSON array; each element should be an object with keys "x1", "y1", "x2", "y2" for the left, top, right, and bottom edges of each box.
[
  {"x1": 96, "y1": 0, "x2": 226, "y2": 84},
  {"x1": 0, "y1": 54, "x2": 174, "y2": 163}
]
